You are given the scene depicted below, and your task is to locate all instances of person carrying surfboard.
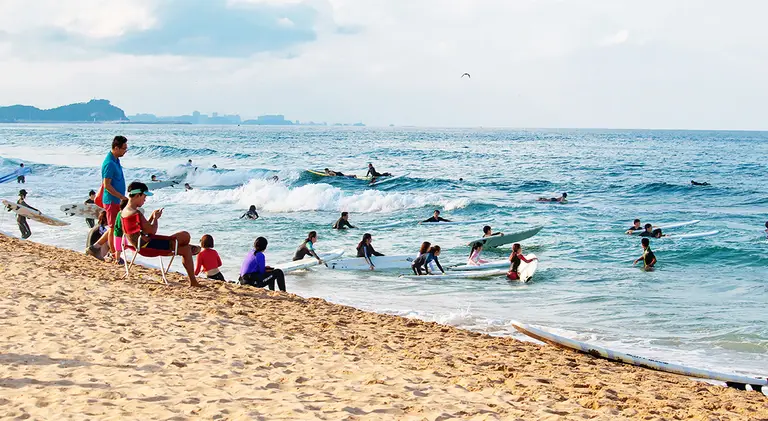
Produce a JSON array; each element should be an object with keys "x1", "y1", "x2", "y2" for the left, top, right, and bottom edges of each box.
[
  {"x1": 482, "y1": 225, "x2": 503, "y2": 238},
  {"x1": 411, "y1": 245, "x2": 445, "y2": 275},
  {"x1": 507, "y1": 243, "x2": 537, "y2": 281},
  {"x1": 357, "y1": 233, "x2": 384, "y2": 270},
  {"x1": 422, "y1": 210, "x2": 451, "y2": 223},
  {"x1": 293, "y1": 231, "x2": 323, "y2": 265},
  {"x1": 634, "y1": 238, "x2": 656, "y2": 270},
  {"x1": 332, "y1": 212, "x2": 355, "y2": 229},
  {"x1": 14, "y1": 189, "x2": 37, "y2": 239}
]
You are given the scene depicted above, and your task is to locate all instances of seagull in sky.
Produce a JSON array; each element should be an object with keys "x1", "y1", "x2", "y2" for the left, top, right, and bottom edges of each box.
[{"x1": 461, "y1": 73, "x2": 471, "y2": 79}]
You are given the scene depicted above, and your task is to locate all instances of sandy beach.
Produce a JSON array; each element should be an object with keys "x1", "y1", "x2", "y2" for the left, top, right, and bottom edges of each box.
[{"x1": 0, "y1": 234, "x2": 766, "y2": 420}]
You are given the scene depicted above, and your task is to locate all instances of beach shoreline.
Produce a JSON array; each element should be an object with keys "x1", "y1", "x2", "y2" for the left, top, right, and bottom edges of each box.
[{"x1": 1, "y1": 234, "x2": 766, "y2": 420}]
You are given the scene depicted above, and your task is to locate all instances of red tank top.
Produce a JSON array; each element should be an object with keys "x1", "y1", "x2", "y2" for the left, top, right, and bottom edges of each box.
[{"x1": 122, "y1": 212, "x2": 142, "y2": 235}]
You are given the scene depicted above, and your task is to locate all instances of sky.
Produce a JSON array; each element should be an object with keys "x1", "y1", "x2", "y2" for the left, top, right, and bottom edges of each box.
[{"x1": 0, "y1": 0, "x2": 767, "y2": 129}]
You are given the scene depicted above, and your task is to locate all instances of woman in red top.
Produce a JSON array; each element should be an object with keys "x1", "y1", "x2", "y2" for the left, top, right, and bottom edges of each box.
[
  {"x1": 507, "y1": 243, "x2": 538, "y2": 281},
  {"x1": 195, "y1": 234, "x2": 224, "y2": 281},
  {"x1": 122, "y1": 182, "x2": 201, "y2": 287}
]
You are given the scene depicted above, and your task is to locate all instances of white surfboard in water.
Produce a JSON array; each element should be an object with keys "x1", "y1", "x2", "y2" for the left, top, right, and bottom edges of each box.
[{"x1": 275, "y1": 249, "x2": 345, "y2": 273}]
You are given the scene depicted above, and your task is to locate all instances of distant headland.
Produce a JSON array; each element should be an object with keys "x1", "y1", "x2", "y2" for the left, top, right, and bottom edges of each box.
[{"x1": 0, "y1": 99, "x2": 365, "y2": 126}]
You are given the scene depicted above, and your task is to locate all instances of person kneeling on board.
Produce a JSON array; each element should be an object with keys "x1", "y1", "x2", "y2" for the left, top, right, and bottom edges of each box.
[
  {"x1": 507, "y1": 243, "x2": 537, "y2": 281},
  {"x1": 633, "y1": 237, "x2": 656, "y2": 270},
  {"x1": 239, "y1": 237, "x2": 286, "y2": 291},
  {"x1": 332, "y1": 212, "x2": 355, "y2": 229},
  {"x1": 482, "y1": 225, "x2": 503, "y2": 238},
  {"x1": 86, "y1": 211, "x2": 109, "y2": 260},
  {"x1": 422, "y1": 209, "x2": 451, "y2": 223},
  {"x1": 293, "y1": 231, "x2": 324, "y2": 265},
  {"x1": 639, "y1": 223, "x2": 665, "y2": 238},
  {"x1": 241, "y1": 205, "x2": 259, "y2": 220},
  {"x1": 122, "y1": 182, "x2": 201, "y2": 287},
  {"x1": 357, "y1": 233, "x2": 385, "y2": 270},
  {"x1": 411, "y1": 245, "x2": 445, "y2": 275}
]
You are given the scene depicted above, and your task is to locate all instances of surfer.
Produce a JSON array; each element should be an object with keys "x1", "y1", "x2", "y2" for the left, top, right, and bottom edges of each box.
[
  {"x1": 186, "y1": 159, "x2": 193, "y2": 167},
  {"x1": 239, "y1": 237, "x2": 286, "y2": 291},
  {"x1": 482, "y1": 225, "x2": 503, "y2": 237},
  {"x1": 195, "y1": 235, "x2": 225, "y2": 281},
  {"x1": 537, "y1": 192, "x2": 567, "y2": 203},
  {"x1": 85, "y1": 211, "x2": 109, "y2": 260},
  {"x1": 422, "y1": 210, "x2": 451, "y2": 223},
  {"x1": 468, "y1": 243, "x2": 489, "y2": 266},
  {"x1": 357, "y1": 233, "x2": 384, "y2": 270},
  {"x1": 691, "y1": 180, "x2": 710, "y2": 186},
  {"x1": 324, "y1": 168, "x2": 357, "y2": 178},
  {"x1": 332, "y1": 212, "x2": 356, "y2": 229},
  {"x1": 293, "y1": 231, "x2": 323, "y2": 264},
  {"x1": 625, "y1": 219, "x2": 643, "y2": 234},
  {"x1": 270, "y1": 175, "x2": 279, "y2": 182},
  {"x1": 639, "y1": 223, "x2": 664, "y2": 238},
  {"x1": 85, "y1": 190, "x2": 97, "y2": 228},
  {"x1": 14, "y1": 189, "x2": 37, "y2": 239},
  {"x1": 211, "y1": 164, "x2": 218, "y2": 169},
  {"x1": 241, "y1": 205, "x2": 259, "y2": 220},
  {"x1": 150, "y1": 175, "x2": 161, "y2": 182},
  {"x1": 184, "y1": 183, "x2": 193, "y2": 191},
  {"x1": 633, "y1": 238, "x2": 656, "y2": 270},
  {"x1": 17, "y1": 163, "x2": 25, "y2": 184},
  {"x1": 366, "y1": 163, "x2": 391, "y2": 178},
  {"x1": 507, "y1": 243, "x2": 537, "y2": 281},
  {"x1": 121, "y1": 182, "x2": 201, "y2": 287},
  {"x1": 411, "y1": 245, "x2": 445, "y2": 275}
]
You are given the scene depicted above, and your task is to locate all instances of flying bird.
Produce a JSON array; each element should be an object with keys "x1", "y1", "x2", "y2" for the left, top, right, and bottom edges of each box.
[{"x1": 461, "y1": 73, "x2": 471, "y2": 79}]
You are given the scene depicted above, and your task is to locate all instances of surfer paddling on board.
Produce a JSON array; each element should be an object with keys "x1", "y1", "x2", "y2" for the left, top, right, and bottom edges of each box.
[
  {"x1": 625, "y1": 219, "x2": 643, "y2": 234},
  {"x1": 634, "y1": 237, "x2": 656, "y2": 270},
  {"x1": 324, "y1": 168, "x2": 357, "y2": 178},
  {"x1": 537, "y1": 192, "x2": 567, "y2": 203},
  {"x1": 691, "y1": 180, "x2": 710, "y2": 186},
  {"x1": 150, "y1": 175, "x2": 162, "y2": 182},
  {"x1": 366, "y1": 163, "x2": 391, "y2": 178},
  {"x1": 482, "y1": 225, "x2": 503, "y2": 238},
  {"x1": 639, "y1": 223, "x2": 665, "y2": 238},
  {"x1": 332, "y1": 212, "x2": 355, "y2": 229},
  {"x1": 292, "y1": 231, "x2": 324, "y2": 265},
  {"x1": 422, "y1": 209, "x2": 451, "y2": 223},
  {"x1": 507, "y1": 243, "x2": 537, "y2": 281},
  {"x1": 241, "y1": 205, "x2": 259, "y2": 220},
  {"x1": 357, "y1": 233, "x2": 384, "y2": 270}
]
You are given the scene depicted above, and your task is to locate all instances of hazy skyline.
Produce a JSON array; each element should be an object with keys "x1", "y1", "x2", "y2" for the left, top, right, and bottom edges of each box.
[{"x1": 1, "y1": 0, "x2": 766, "y2": 129}]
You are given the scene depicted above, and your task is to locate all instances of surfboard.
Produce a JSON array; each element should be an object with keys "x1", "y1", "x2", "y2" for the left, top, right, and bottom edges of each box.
[
  {"x1": 399, "y1": 269, "x2": 507, "y2": 280},
  {"x1": 327, "y1": 254, "x2": 415, "y2": 270},
  {"x1": 419, "y1": 218, "x2": 494, "y2": 226},
  {"x1": 60, "y1": 203, "x2": 103, "y2": 219},
  {"x1": 517, "y1": 254, "x2": 538, "y2": 282},
  {"x1": 275, "y1": 249, "x2": 345, "y2": 273},
  {"x1": 3, "y1": 200, "x2": 70, "y2": 227},
  {"x1": 511, "y1": 321, "x2": 767, "y2": 391},
  {"x1": 0, "y1": 167, "x2": 31, "y2": 184},
  {"x1": 450, "y1": 260, "x2": 510, "y2": 271},
  {"x1": 664, "y1": 230, "x2": 719, "y2": 240},
  {"x1": 467, "y1": 225, "x2": 544, "y2": 248},
  {"x1": 361, "y1": 221, "x2": 412, "y2": 230},
  {"x1": 307, "y1": 169, "x2": 368, "y2": 179},
  {"x1": 146, "y1": 180, "x2": 180, "y2": 191},
  {"x1": 629, "y1": 220, "x2": 701, "y2": 234},
  {"x1": 369, "y1": 172, "x2": 409, "y2": 186}
]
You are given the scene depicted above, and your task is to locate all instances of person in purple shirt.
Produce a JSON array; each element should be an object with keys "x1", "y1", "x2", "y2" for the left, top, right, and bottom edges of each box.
[{"x1": 239, "y1": 237, "x2": 286, "y2": 291}]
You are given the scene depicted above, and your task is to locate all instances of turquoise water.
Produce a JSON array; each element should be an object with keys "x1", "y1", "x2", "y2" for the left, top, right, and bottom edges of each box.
[{"x1": 1, "y1": 124, "x2": 766, "y2": 379}]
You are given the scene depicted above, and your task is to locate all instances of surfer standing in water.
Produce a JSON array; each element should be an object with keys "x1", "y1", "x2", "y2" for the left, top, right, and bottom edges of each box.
[
  {"x1": 332, "y1": 212, "x2": 355, "y2": 229},
  {"x1": 357, "y1": 233, "x2": 384, "y2": 270},
  {"x1": 507, "y1": 243, "x2": 537, "y2": 281},
  {"x1": 422, "y1": 210, "x2": 451, "y2": 223},
  {"x1": 13, "y1": 189, "x2": 37, "y2": 239},
  {"x1": 634, "y1": 238, "x2": 656, "y2": 270},
  {"x1": 293, "y1": 231, "x2": 324, "y2": 265},
  {"x1": 482, "y1": 225, "x2": 503, "y2": 238},
  {"x1": 626, "y1": 219, "x2": 643, "y2": 234},
  {"x1": 411, "y1": 245, "x2": 445, "y2": 275},
  {"x1": 17, "y1": 163, "x2": 26, "y2": 184}
]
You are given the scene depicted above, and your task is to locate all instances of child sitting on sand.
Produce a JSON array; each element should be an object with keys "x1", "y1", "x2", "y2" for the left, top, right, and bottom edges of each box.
[{"x1": 195, "y1": 234, "x2": 225, "y2": 281}]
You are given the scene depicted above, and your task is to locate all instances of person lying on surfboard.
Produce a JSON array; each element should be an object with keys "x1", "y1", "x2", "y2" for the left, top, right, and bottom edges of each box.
[
  {"x1": 482, "y1": 225, "x2": 503, "y2": 237},
  {"x1": 633, "y1": 237, "x2": 656, "y2": 270},
  {"x1": 691, "y1": 180, "x2": 710, "y2": 186},
  {"x1": 625, "y1": 219, "x2": 643, "y2": 234},
  {"x1": 507, "y1": 243, "x2": 537, "y2": 281},
  {"x1": 639, "y1": 223, "x2": 665, "y2": 238},
  {"x1": 422, "y1": 210, "x2": 451, "y2": 223},
  {"x1": 241, "y1": 205, "x2": 259, "y2": 220},
  {"x1": 537, "y1": 192, "x2": 567, "y2": 203},
  {"x1": 324, "y1": 168, "x2": 357, "y2": 178}
]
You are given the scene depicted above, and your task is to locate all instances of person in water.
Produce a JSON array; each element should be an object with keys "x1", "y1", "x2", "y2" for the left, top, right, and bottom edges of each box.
[
  {"x1": 468, "y1": 243, "x2": 489, "y2": 266},
  {"x1": 85, "y1": 190, "x2": 97, "y2": 228},
  {"x1": 184, "y1": 183, "x2": 193, "y2": 191},
  {"x1": 634, "y1": 237, "x2": 656, "y2": 270},
  {"x1": 211, "y1": 164, "x2": 218, "y2": 169},
  {"x1": 121, "y1": 182, "x2": 201, "y2": 287},
  {"x1": 186, "y1": 159, "x2": 193, "y2": 167},
  {"x1": 507, "y1": 243, "x2": 537, "y2": 281},
  {"x1": 538, "y1": 192, "x2": 567, "y2": 202},
  {"x1": 195, "y1": 234, "x2": 225, "y2": 281},
  {"x1": 241, "y1": 205, "x2": 259, "y2": 220},
  {"x1": 765, "y1": 221, "x2": 768, "y2": 239},
  {"x1": 270, "y1": 175, "x2": 279, "y2": 182},
  {"x1": 422, "y1": 209, "x2": 451, "y2": 223},
  {"x1": 332, "y1": 212, "x2": 355, "y2": 229},
  {"x1": 85, "y1": 211, "x2": 109, "y2": 260},
  {"x1": 639, "y1": 223, "x2": 664, "y2": 238},
  {"x1": 14, "y1": 189, "x2": 37, "y2": 239},
  {"x1": 482, "y1": 225, "x2": 503, "y2": 238},
  {"x1": 625, "y1": 219, "x2": 643, "y2": 234},
  {"x1": 239, "y1": 236, "x2": 286, "y2": 291},
  {"x1": 357, "y1": 233, "x2": 384, "y2": 270},
  {"x1": 412, "y1": 245, "x2": 445, "y2": 275},
  {"x1": 366, "y1": 163, "x2": 391, "y2": 178},
  {"x1": 150, "y1": 175, "x2": 159, "y2": 182},
  {"x1": 17, "y1": 163, "x2": 25, "y2": 184},
  {"x1": 293, "y1": 231, "x2": 323, "y2": 264},
  {"x1": 324, "y1": 168, "x2": 357, "y2": 178},
  {"x1": 691, "y1": 180, "x2": 710, "y2": 186}
]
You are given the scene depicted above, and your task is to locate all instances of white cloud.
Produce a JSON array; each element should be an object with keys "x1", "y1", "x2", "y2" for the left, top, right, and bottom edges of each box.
[{"x1": 601, "y1": 30, "x2": 630, "y2": 47}]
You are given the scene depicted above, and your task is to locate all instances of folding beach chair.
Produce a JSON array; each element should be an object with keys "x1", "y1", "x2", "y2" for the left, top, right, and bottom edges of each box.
[{"x1": 122, "y1": 236, "x2": 178, "y2": 284}]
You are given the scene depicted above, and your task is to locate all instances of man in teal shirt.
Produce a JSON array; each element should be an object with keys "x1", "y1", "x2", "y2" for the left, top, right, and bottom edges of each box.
[{"x1": 87, "y1": 136, "x2": 128, "y2": 260}]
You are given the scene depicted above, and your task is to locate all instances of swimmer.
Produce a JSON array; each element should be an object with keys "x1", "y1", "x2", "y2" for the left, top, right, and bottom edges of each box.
[
  {"x1": 625, "y1": 219, "x2": 643, "y2": 234},
  {"x1": 537, "y1": 192, "x2": 567, "y2": 203},
  {"x1": 150, "y1": 175, "x2": 161, "y2": 182},
  {"x1": 691, "y1": 180, "x2": 710, "y2": 186},
  {"x1": 212, "y1": 164, "x2": 218, "y2": 169},
  {"x1": 241, "y1": 205, "x2": 259, "y2": 220},
  {"x1": 422, "y1": 209, "x2": 451, "y2": 223},
  {"x1": 639, "y1": 223, "x2": 664, "y2": 238},
  {"x1": 633, "y1": 237, "x2": 656, "y2": 270},
  {"x1": 184, "y1": 183, "x2": 193, "y2": 191},
  {"x1": 332, "y1": 211, "x2": 355, "y2": 229}
]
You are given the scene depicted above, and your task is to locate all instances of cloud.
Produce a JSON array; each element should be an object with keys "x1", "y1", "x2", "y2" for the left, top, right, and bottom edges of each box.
[{"x1": 601, "y1": 30, "x2": 630, "y2": 47}]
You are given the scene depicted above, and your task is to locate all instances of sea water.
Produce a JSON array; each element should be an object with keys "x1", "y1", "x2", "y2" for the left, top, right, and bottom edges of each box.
[{"x1": 1, "y1": 124, "x2": 766, "y2": 379}]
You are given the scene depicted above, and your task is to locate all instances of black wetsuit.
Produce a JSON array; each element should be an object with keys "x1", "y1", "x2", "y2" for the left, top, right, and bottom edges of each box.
[
  {"x1": 240, "y1": 270, "x2": 286, "y2": 291},
  {"x1": 241, "y1": 210, "x2": 259, "y2": 220},
  {"x1": 627, "y1": 226, "x2": 642, "y2": 232},
  {"x1": 640, "y1": 229, "x2": 663, "y2": 238},
  {"x1": 366, "y1": 166, "x2": 391, "y2": 177},
  {"x1": 643, "y1": 249, "x2": 656, "y2": 267},
  {"x1": 411, "y1": 253, "x2": 444, "y2": 275},
  {"x1": 292, "y1": 241, "x2": 317, "y2": 261},
  {"x1": 332, "y1": 217, "x2": 354, "y2": 229},
  {"x1": 422, "y1": 216, "x2": 450, "y2": 223},
  {"x1": 357, "y1": 243, "x2": 384, "y2": 266},
  {"x1": 85, "y1": 198, "x2": 96, "y2": 228},
  {"x1": 16, "y1": 198, "x2": 36, "y2": 239}
]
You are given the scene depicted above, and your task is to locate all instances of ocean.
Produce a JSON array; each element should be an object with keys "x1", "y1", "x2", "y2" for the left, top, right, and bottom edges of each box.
[{"x1": 1, "y1": 124, "x2": 766, "y2": 379}]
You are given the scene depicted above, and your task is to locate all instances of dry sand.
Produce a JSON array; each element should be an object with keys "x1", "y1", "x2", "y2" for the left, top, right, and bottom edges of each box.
[{"x1": 1, "y1": 234, "x2": 766, "y2": 420}]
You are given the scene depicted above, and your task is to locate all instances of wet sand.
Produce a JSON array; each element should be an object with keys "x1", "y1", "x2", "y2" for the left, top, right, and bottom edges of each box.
[{"x1": 1, "y1": 234, "x2": 766, "y2": 420}]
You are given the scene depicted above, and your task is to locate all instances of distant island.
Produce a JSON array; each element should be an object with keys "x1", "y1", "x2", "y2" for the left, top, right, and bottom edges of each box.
[
  {"x1": 0, "y1": 99, "x2": 128, "y2": 123},
  {"x1": 0, "y1": 100, "x2": 365, "y2": 126}
]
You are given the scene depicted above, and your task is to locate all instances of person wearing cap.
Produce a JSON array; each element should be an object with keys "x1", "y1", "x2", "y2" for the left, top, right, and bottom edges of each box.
[
  {"x1": 121, "y1": 181, "x2": 201, "y2": 287},
  {"x1": 15, "y1": 189, "x2": 38, "y2": 239}
]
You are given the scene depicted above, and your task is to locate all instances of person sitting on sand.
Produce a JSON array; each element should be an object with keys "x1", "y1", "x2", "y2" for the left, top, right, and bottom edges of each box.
[
  {"x1": 121, "y1": 182, "x2": 201, "y2": 287},
  {"x1": 241, "y1": 205, "x2": 259, "y2": 220},
  {"x1": 411, "y1": 245, "x2": 445, "y2": 275},
  {"x1": 634, "y1": 237, "x2": 656, "y2": 270},
  {"x1": 86, "y1": 211, "x2": 109, "y2": 259},
  {"x1": 239, "y1": 237, "x2": 286, "y2": 291},
  {"x1": 626, "y1": 219, "x2": 643, "y2": 234},
  {"x1": 332, "y1": 212, "x2": 355, "y2": 229},
  {"x1": 468, "y1": 243, "x2": 489, "y2": 266},
  {"x1": 508, "y1": 243, "x2": 537, "y2": 281},
  {"x1": 482, "y1": 225, "x2": 503, "y2": 238},
  {"x1": 422, "y1": 209, "x2": 451, "y2": 223},
  {"x1": 538, "y1": 192, "x2": 567, "y2": 203},
  {"x1": 195, "y1": 234, "x2": 225, "y2": 281}
]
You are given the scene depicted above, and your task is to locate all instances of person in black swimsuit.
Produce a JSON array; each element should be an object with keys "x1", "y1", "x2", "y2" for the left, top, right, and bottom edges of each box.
[
  {"x1": 357, "y1": 233, "x2": 384, "y2": 270},
  {"x1": 422, "y1": 210, "x2": 451, "y2": 223},
  {"x1": 366, "y1": 163, "x2": 391, "y2": 178},
  {"x1": 634, "y1": 237, "x2": 656, "y2": 270},
  {"x1": 332, "y1": 212, "x2": 355, "y2": 229}
]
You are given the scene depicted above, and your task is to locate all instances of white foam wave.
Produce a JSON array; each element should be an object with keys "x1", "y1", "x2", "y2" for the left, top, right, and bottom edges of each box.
[{"x1": 171, "y1": 179, "x2": 470, "y2": 213}]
